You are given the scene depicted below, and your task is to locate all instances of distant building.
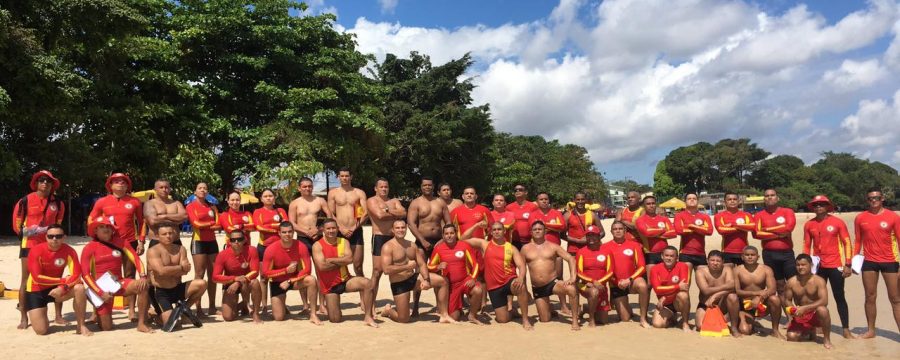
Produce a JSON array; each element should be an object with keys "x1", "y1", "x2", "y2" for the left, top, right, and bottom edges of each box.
[{"x1": 608, "y1": 185, "x2": 627, "y2": 209}]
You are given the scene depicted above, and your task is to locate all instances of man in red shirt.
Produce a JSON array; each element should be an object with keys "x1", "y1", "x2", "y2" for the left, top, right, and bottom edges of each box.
[
  {"x1": 213, "y1": 230, "x2": 262, "y2": 323},
  {"x1": 649, "y1": 246, "x2": 691, "y2": 331},
  {"x1": 81, "y1": 217, "x2": 152, "y2": 333},
  {"x1": 575, "y1": 225, "x2": 614, "y2": 327},
  {"x1": 635, "y1": 195, "x2": 675, "y2": 272},
  {"x1": 601, "y1": 221, "x2": 650, "y2": 328},
  {"x1": 429, "y1": 224, "x2": 484, "y2": 323},
  {"x1": 312, "y1": 219, "x2": 377, "y2": 327},
  {"x1": 25, "y1": 224, "x2": 90, "y2": 336},
  {"x1": 451, "y1": 186, "x2": 494, "y2": 240},
  {"x1": 753, "y1": 188, "x2": 797, "y2": 299},
  {"x1": 489, "y1": 194, "x2": 515, "y2": 240},
  {"x1": 674, "y1": 193, "x2": 712, "y2": 273},
  {"x1": 853, "y1": 188, "x2": 900, "y2": 338},
  {"x1": 12, "y1": 170, "x2": 66, "y2": 330},
  {"x1": 802, "y1": 195, "x2": 854, "y2": 338},
  {"x1": 615, "y1": 190, "x2": 644, "y2": 243},
  {"x1": 714, "y1": 192, "x2": 756, "y2": 266},
  {"x1": 263, "y1": 222, "x2": 320, "y2": 324},
  {"x1": 507, "y1": 184, "x2": 538, "y2": 248},
  {"x1": 566, "y1": 191, "x2": 605, "y2": 255}
]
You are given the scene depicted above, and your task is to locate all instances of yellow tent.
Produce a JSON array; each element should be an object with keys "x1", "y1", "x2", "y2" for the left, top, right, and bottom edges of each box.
[
  {"x1": 659, "y1": 197, "x2": 686, "y2": 210},
  {"x1": 131, "y1": 190, "x2": 155, "y2": 203},
  {"x1": 240, "y1": 193, "x2": 259, "y2": 204}
]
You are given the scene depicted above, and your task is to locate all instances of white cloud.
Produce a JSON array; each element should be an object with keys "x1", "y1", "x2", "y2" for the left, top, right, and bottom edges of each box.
[
  {"x1": 345, "y1": 0, "x2": 900, "y2": 178},
  {"x1": 379, "y1": 0, "x2": 398, "y2": 14},
  {"x1": 822, "y1": 59, "x2": 889, "y2": 92}
]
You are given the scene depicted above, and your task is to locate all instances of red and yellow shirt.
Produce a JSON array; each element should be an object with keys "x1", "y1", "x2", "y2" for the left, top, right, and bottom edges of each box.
[
  {"x1": 649, "y1": 261, "x2": 690, "y2": 305},
  {"x1": 451, "y1": 204, "x2": 493, "y2": 239},
  {"x1": 714, "y1": 210, "x2": 756, "y2": 254},
  {"x1": 600, "y1": 240, "x2": 646, "y2": 282},
  {"x1": 753, "y1": 207, "x2": 796, "y2": 251},
  {"x1": 635, "y1": 213, "x2": 676, "y2": 253},
  {"x1": 528, "y1": 209, "x2": 566, "y2": 245},
  {"x1": 428, "y1": 241, "x2": 479, "y2": 284},
  {"x1": 263, "y1": 241, "x2": 310, "y2": 283},
  {"x1": 803, "y1": 215, "x2": 852, "y2": 268},
  {"x1": 212, "y1": 246, "x2": 259, "y2": 283},
  {"x1": 620, "y1": 206, "x2": 644, "y2": 243},
  {"x1": 186, "y1": 200, "x2": 218, "y2": 242},
  {"x1": 853, "y1": 210, "x2": 900, "y2": 263},
  {"x1": 315, "y1": 238, "x2": 351, "y2": 294},
  {"x1": 80, "y1": 240, "x2": 144, "y2": 294},
  {"x1": 26, "y1": 242, "x2": 81, "y2": 292},
  {"x1": 219, "y1": 209, "x2": 254, "y2": 245},
  {"x1": 674, "y1": 210, "x2": 713, "y2": 256},
  {"x1": 507, "y1": 201, "x2": 538, "y2": 243},
  {"x1": 484, "y1": 241, "x2": 518, "y2": 290},
  {"x1": 253, "y1": 206, "x2": 288, "y2": 247},
  {"x1": 12, "y1": 193, "x2": 65, "y2": 249},
  {"x1": 575, "y1": 246, "x2": 614, "y2": 285}
]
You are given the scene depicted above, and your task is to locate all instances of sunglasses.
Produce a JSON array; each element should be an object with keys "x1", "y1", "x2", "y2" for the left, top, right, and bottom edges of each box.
[
  {"x1": 812, "y1": 203, "x2": 828, "y2": 208},
  {"x1": 37, "y1": 177, "x2": 52, "y2": 183},
  {"x1": 47, "y1": 234, "x2": 64, "y2": 239},
  {"x1": 867, "y1": 196, "x2": 882, "y2": 201},
  {"x1": 231, "y1": 237, "x2": 246, "y2": 242}
]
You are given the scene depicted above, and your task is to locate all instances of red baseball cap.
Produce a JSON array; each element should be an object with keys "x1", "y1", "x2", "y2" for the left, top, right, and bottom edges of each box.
[{"x1": 586, "y1": 225, "x2": 602, "y2": 236}]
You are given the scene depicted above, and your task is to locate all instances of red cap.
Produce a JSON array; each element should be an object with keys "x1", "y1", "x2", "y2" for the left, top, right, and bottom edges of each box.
[
  {"x1": 88, "y1": 215, "x2": 117, "y2": 238},
  {"x1": 105, "y1": 173, "x2": 132, "y2": 193},
  {"x1": 806, "y1": 195, "x2": 834, "y2": 212},
  {"x1": 29, "y1": 170, "x2": 60, "y2": 192},
  {"x1": 585, "y1": 225, "x2": 602, "y2": 236}
]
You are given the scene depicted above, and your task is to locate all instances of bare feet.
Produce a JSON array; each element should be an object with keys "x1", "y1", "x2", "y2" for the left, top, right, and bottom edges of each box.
[
  {"x1": 823, "y1": 339, "x2": 833, "y2": 349},
  {"x1": 411, "y1": 308, "x2": 420, "y2": 318},
  {"x1": 731, "y1": 326, "x2": 742, "y2": 338},
  {"x1": 639, "y1": 320, "x2": 650, "y2": 329},
  {"x1": 587, "y1": 320, "x2": 596, "y2": 328},
  {"x1": 53, "y1": 316, "x2": 69, "y2": 325},
  {"x1": 17, "y1": 320, "x2": 28, "y2": 330},
  {"x1": 773, "y1": 330, "x2": 786, "y2": 340},
  {"x1": 78, "y1": 325, "x2": 94, "y2": 337},
  {"x1": 560, "y1": 306, "x2": 572, "y2": 317},
  {"x1": 510, "y1": 309, "x2": 521, "y2": 319},
  {"x1": 682, "y1": 323, "x2": 692, "y2": 333},
  {"x1": 571, "y1": 322, "x2": 581, "y2": 331},
  {"x1": 310, "y1": 314, "x2": 323, "y2": 326},
  {"x1": 87, "y1": 313, "x2": 98, "y2": 324},
  {"x1": 364, "y1": 316, "x2": 379, "y2": 328},
  {"x1": 378, "y1": 305, "x2": 392, "y2": 318},
  {"x1": 208, "y1": 307, "x2": 218, "y2": 316},
  {"x1": 137, "y1": 322, "x2": 154, "y2": 333},
  {"x1": 252, "y1": 312, "x2": 262, "y2": 324},
  {"x1": 439, "y1": 315, "x2": 457, "y2": 324},
  {"x1": 318, "y1": 304, "x2": 328, "y2": 315},
  {"x1": 860, "y1": 329, "x2": 876, "y2": 339},
  {"x1": 842, "y1": 328, "x2": 856, "y2": 339},
  {"x1": 522, "y1": 319, "x2": 534, "y2": 331},
  {"x1": 467, "y1": 314, "x2": 486, "y2": 325}
]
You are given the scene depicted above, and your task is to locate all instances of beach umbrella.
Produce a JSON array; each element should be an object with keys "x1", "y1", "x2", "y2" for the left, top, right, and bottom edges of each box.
[
  {"x1": 240, "y1": 193, "x2": 259, "y2": 205},
  {"x1": 699, "y1": 306, "x2": 731, "y2": 337},
  {"x1": 658, "y1": 197, "x2": 686, "y2": 210}
]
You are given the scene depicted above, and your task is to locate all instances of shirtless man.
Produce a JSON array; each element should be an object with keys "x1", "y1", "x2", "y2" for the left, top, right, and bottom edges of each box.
[
  {"x1": 734, "y1": 245, "x2": 784, "y2": 338},
  {"x1": 146, "y1": 222, "x2": 206, "y2": 329},
  {"x1": 649, "y1": 246, "x2": 691, "y2": 331},
  {"x1": 695, "y1": 250, "x2": 740, "y2": 337},
  {"x1": 311, "y1": 219, "x2": 377, "y2": 327},
  {"x1": 327, "y1": 167, "x2": 368, "y2": 277},
  {"x1": 784, "y1": 254, "x2": 833, "y2": 349},
  {"x1": 521, "y1": 221, "x2": 580, "y2": 330},
  {"x1": 464, "y1": 222, "x2": 533, "y2": 330},
  {"x1": 380, "y1": 219, "x2": 453, "y2": 323},
  {"x1": 365, "y1": 178, "x2": 406, "y2": 310},
  {"x1": 289, "y1": 176, "x2": 332, "y2": 313},
  {"x1": 615, "y1": 191, "x2": 644, "y2": 244},
  {"x1": 407, "y1": 176, "x2": 451, "y2": 316},
  {"x1": 143, "y1": 179, "x2": 187, "y2": 247},
  {"x1": 439, "y1": 183, "x2": 463, "y2": 213}
]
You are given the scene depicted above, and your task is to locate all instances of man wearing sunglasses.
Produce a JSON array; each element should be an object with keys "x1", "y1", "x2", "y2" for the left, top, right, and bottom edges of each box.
[
  {"x1": 25, "y1": 225, "x2": 91, "y2": 336},
  {"x1": 213, "y1": 229, "x2": 262, "y2": 323},
  {"x1": 853, "y1": 188, "x2": 900, "y2": 338},
  {"x1": 507, "y1": 184, "x2": 538, "y2": 249}
]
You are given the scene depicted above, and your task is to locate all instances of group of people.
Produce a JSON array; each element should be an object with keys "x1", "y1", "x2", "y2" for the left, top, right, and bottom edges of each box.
[{"x1": 10, "y1": 169, "x2": 900, "y2": 349}]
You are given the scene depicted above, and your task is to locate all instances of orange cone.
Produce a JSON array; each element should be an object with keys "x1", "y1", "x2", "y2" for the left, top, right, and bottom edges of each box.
[{"x1": 700, "y1": 306, "x2": 731, "y2": 337}]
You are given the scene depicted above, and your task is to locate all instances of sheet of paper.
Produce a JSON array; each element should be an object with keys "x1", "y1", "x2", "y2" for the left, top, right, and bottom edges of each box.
[
  {"x1": 96, "y1": 272, "x2": 122, "y2": 293},
  {"x1": 811, "y1": 256, "x2": 820, "y2": 274},
  {"x1": 86, "y1": 288, "x2": 104, "y2": 307},
  {"x1": 851, "y1": 254, "x2": 864, "y2": 274}
]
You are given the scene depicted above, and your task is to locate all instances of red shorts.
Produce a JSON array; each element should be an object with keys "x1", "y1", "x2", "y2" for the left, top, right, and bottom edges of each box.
[
  {"x1": 449, "y1": 280, "x2": 478, "y2": 314},
  {"x1": 787, "y1": 311, "x2": 819, "y2": 333},
  {"x1": 95, "y1": 278, "x2": 133, "y2": 315},
  {"x1": 577, "y1": 283, "x2": 611, "y2": 312}
]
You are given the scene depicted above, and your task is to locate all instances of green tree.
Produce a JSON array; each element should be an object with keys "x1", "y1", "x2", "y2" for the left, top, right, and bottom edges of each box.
[
  {"x1": 748, "y1": 155, "x2": 804, "y2": 189},
  {"x1": 610, "y1": 179, "x2": 652, "y2": 194},
  {"x1": 652, "y1": 160, "x2": 684, "y2": 199},
  {"x1": 663, "y1": 142, "x2": 714, "y2": 193}
]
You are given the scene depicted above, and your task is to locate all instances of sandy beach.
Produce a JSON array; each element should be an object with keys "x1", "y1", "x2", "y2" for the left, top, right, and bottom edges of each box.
[{"x1": 1, "y1": 212, "x2": 897, "y2": 359}]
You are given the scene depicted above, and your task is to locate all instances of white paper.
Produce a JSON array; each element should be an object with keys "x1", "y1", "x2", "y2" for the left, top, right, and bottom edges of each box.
[
  {"x1": 851, "y1": 254, "x2": 865, "y2": 274},
  {"x1": 85, "y1": 272, "x2": 122, "y2": 307},
  {"x1": 811, "y1": 256, "x2": 820, "y2": 274}
]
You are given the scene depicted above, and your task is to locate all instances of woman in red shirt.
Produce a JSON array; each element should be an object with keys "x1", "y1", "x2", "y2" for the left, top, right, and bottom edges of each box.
[{"x1": 252, "y1": 189, "x2": 287, "y2": 314}]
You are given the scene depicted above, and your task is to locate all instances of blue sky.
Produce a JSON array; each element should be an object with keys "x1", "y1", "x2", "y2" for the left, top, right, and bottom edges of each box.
[{"x1": 299, "y1": 0, "x2": 900, "y2": 185}]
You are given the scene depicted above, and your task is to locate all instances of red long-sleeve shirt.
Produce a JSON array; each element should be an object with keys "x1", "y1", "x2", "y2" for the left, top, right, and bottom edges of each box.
[
  {"x1": 80, "y1": 240, "x2": 144, "y2": 294},
  {"x1": 451, "y1": 204, "x2": 493, "y2": 239},
  {"x1": 529, "y1": 209, "x2": 566, "y2": 245},
  {"x1": 803, "y1": 215, "x2": 852, "y2": 268},
  {"x1": 636, "y1": 214, "x2": 676, "y2": 253},
  {"x1": 674, "y1": 210, "x2": 713, "y2": 256},
  {"x1": 12, "y1": 193, "x2": 65, "y2": 249},
  {"x1": 27, "y1": 242, "x2": 81, "y2": 292},
  {"x1": 853, "y1": 209, "x2": 900, "y2": 263},
  {"x1": 491, "y1": 210, "x2": 515, "y2": 240},
  {"x1": 88, "y1": 194, "x2": 143, "y2": 247},
  {"x1": 219, "y1": 209, "x2": 254, "y2": 245},
  {"x1": 600, "y1": 240, "x2": 646, "y2": 281},
  {"x1": 263, "y1": 240, "x2": 311, "y2": 283},
  {"x1": 508, "y1": 201, "x2": 538, "y2": 243},
  {"x1": 253, "y1": 207, "x2": 287, "y2": 247},
  {"x1": 650, "y1": 261, "x2": 689, "y2": 305},
  {"x1": 212, "y1": 246, "x2": 259, "y2": 283},
  {"x1": 714, "y1": 210, "x2": 756, "y2": 254},
  {"x1": 575, "y1": 246, "x2": 614, "y2": 284},
  {"x1": 753, "y1": 207, "x2": 796, "y2": 251},
  {"x1": 186, "y1": 200, "x2": 218, "y2": 242}
]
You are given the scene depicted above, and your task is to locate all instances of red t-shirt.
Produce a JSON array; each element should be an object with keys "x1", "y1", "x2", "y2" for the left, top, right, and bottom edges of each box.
[
  {"x1": 567, "y1": 210, "x2": 599, "y2": 253},
  {"x1": 674, "y1": 210, "x2": 713, "y2": 256},
  {"x1": 12, "y1": 193, "x2": 65, "y2": 249},
  {"x1": 620, "y1": 206, "x2": 644, "y2": 243},
  {"x1": 451, "y1": 204, "x2": 493, "y2": 239},
  {"x1": 88, "y1": 194, "x2": 143, "y2": 247},
  {"x1": 575, "y1": 246, "x2": 614, "y2": 284},
  {"x1": 528, "y1": 209, "x2": 566, "y2": 245},
  {"x1": 263, "y1": 240, "x2": 311, "y2": 283},
  {"x1": 80, "y1": 240, "x2": 144, "y2": 294},
  {"x1": 491, "y1": 209, "x2": 515, "y2": 240},
  {"x1": 649, "y1": 261, "x2": 689, "y2": 305},
  {"x1": 219, "y1": 209, "x2": 255, "y2": 245},
  {"x1": 853, "y1": 210, "x2": 900, "y2": 263},
  {"x1": 714, "y1": 210, "x2": 756, "y2": 254},
  {"x1": 803, "y1": 215, "x2": 852, "y2": 268},
  {"x1": 212, "y1": 245, "x2": 259, "y2": 283},
  {"x1": 314, "y1": 238, "x2": 352, "y2": 294},
  {"x1": 507, "y1": 201, "x2": 538, "y2": 243},
  {"x1": 186, "y1": 200, "x2": 218, "y2": 242},
  {"x1": 600, "y1": 240, "x2": 646, "y2": 282},
  {"x1": 635, "y1": 214, "x2": 676, "y2": 253},
  {"x1": 428, "y1": 241, "x2": 479, "y2": 284},
  {"x1": 26, "y1": 242, "x2": 81, "y2": 292},
  {"x1": 484, "y1": 241, "x2": 518, "y2": 290},
  {"x1": 753, "y1": 207, "x2": 796, "y2": 251},
  {"x1": 253, "y1": 207, "x2": 288, "y2": 247}
]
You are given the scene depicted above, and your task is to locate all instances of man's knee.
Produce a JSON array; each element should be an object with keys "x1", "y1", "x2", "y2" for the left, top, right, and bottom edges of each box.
[
  {"x1": 726, "y1": 293, "x2": 739, "y2": 304},
  {"x1": 816, "y1": 306, "x2": 829, "y2": 317}
]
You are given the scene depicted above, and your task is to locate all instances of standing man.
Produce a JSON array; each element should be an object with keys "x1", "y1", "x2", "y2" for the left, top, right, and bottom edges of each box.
[
  {"x1": 635, "y1": 195, "x2": 676, "y2": 273},
  {"x1": 327, "y1": 167, "x2": 368, "y2": 277},
  {"x1": 379, "y1": 219, "x2": 453, "y2": 323},
  {"x1": 407, "y1": 176, "x2": 451, "y2": 315},
  {"x1": 565, "y1": 191, "x2": 604, "y2": 255},
  {"x1": 143, "y1": 179, "x2": 188, "y2": 247},
  {"x1": 489, "y1": 194, "x2": 515, "y2": 240},
  {"x1": 695, "y1": 250, "x2": 740, "y2": 336},
  {"x1": 451, "y1": 186, "x2": 493, "y2": 240},
  {"x1": 289, "y1": 177, "x2": 333, "y2": 253},
  {"x1": 853, "y1": 188, "x2": 900, "y2": 338},
  {"x1": 802, "y1": 195, "x2": 854, "y2": 338},
  {"x1": 602, "y1": 221, "x2": 650, "y2": 327},
  {"x1": 25, "y1": 224, "x2": 91, "y2": 336},
  {"x1": 146, "y1": 222, "x2": 206, "y2": 329},
  {"x1": 784, "y1": 254, "x2": 834, "y2": 349},
  {"x1": 753, "y1": 189, "x2": 797, "y2": 302},
  {"x1": 574, "y1": 225, "x2": 614, "y2": 327},
  {"x1": 507, "y1": 184, "x2": 538, "y2": 248},
  {"x1": 263, "y1": 222, "x2": 320, "y2": 324},
  {"x1": 521, "y1": 221, "x2": 580, "y2": 330},
  {"x1": 714, "y1": 192, "x2": 756, "y2": 267},
  {"x1": 649, "y1": 246, "x2": 691, "y2": 331},
  {"x1": 311, "y1": 219, "x2": 378, "y2": 327},
  {"x1": 734, "y1": 246, "x2": 784, "y2": 339},
  {"x1": 365, "y1": 178, "x2": 406, "y2": 310},
  {"x1": 674, "y1": 193, "x2": 713, "y2": 273},
  {"x1": 13, "y1": 170, "x2": 65, "y2": 329},
  {"x1": 615, "y1": 191, "x2": 644, "y2": 244},
  {"x1": 439, "y1": 183, "x2": 463, "y2": 213},
  {"x1": 428, "y1": 224, "x2": 484, "y2": 323}
]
